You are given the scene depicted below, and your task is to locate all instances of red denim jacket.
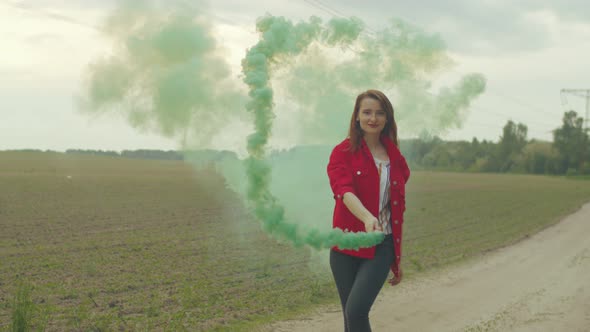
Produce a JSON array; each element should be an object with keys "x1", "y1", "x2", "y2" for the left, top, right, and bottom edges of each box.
[{"x1": 327, "y1": 136, "x2": 410, "y2": 278}]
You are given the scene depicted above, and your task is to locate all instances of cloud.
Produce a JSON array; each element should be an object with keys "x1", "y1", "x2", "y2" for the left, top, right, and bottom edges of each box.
[
  {"x1": 6, "y1": 1, "x2": 99, "y2": 29},
  {"x1": 24, "y1": 33, "x2": 62, "y2": 45},
  {"x1": 304, "y1": 0, "x2": 589, "y2": 55},
  {"x1": 514, "y1": 0, "x2": 590, "y2": 23}
]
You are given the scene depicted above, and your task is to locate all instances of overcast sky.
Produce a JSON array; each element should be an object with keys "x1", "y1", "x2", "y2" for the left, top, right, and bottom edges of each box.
[{"x1": 1, "y1": 0, "x2": 589, "y2": 152}]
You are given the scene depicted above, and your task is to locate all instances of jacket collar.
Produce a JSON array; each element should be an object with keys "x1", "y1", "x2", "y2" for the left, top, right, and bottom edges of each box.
[{"x1": 359, "y1": 135, "x2": 402, "y2": 163}]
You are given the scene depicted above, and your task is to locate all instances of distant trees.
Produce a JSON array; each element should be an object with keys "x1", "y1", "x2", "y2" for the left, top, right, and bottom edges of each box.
[
  {"x1": 520, "y1": 140, "x2": 560, "y2": 174},
  {"x1": 65, "y1": 149, "x2": 183, "y2": 160},
  {"x1": 476, "y1": 121, "x2": 529, "y2": 172},
  {"x1": 4, "y1": 149, "x2": 57, "y2": 153},
  {"x1": 402, "y1": 137, "x2": 493, "y2": 172},
  {"x1": 66, "y1": 149, "x2": 119, "y2": 157},
  {"x1": 61, "y1": 149, "x2": 242, "y2": 163},
  {"x1": 553, "y1": 111, "x2": 590, "y2": 174},
  {"x1": 401, "y1": 111, "x2": 590, "y2": 176},
  {"x1": 121, "y1": 150, "x2": 183, "y2": 160},
  {"x1": 4, "y1": 111, "x2": 588, "y2": 176},
  {"x1": 4, "y1": 148, "x2": 239, "y2": 163},
  {"x1": 497, "y1": 121, "x2": 528, "y2": 172}
]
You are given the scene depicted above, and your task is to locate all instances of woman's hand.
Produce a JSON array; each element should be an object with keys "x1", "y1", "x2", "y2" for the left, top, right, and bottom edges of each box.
[
  {"x1": 363, "y1": 216, "x2": 382, "y2": 232},
  {"x1": 342, "y1": 193, "x2": 382, "y2": 233},
  {"x1": 388, "y1": 268, "x2": 403, "y2": 286}
]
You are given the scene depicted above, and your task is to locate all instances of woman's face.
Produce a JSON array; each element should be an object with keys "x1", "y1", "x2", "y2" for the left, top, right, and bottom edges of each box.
[{"x1": 357, "y1": 97, "x2": 386, "y2": 135}]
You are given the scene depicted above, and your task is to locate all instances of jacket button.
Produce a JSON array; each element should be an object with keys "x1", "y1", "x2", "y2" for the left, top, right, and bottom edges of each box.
[
  {"x1": 394, "y1": 220, "x2": 398, "y2": 224},
  {"x1": 356, "y1": 170, "x2": 361, "y2": 175},
  {"x1": 393, "y1": 180, "x2": 397, "y2": 185},
  {"x1": 337, "y1": 194, "x2": 341, "y2": 199},
  {"x1": 393, "y1": 200, "x2": 398, "y2": 206},
  {"x1": 396, "y1": 238, "x2": 400, "y2": 243}
]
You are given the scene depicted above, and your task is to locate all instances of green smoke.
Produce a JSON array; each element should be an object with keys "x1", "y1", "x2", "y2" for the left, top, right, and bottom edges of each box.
[
  {"x1": 77, "y1": 0, "x2": 246, "y2": 146},
  {"x1": 241, "y1": 15, "x2": 385, "y2": 249},
  {"x1": 397, "y1": 74, "x2": 486, "y2": 135},
  {"x1": 272, "y1": 18, "x2": 486, "y2": 145},
  {"x1": 79, "y1": 2, "x2": 487, "y2": 251},
  {"x1": 240, "y1": 15, "x2": 485, "y2": 249}
]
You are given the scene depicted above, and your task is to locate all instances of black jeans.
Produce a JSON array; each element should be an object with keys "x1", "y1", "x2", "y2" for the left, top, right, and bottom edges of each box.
[{"x1": 330, "y1": 234, "x2": 394, "y2": 332}]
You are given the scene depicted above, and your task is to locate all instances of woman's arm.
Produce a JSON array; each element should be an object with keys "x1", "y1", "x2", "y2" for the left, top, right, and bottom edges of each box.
[
  {"x1": 343, "y1": 192, "x2": 381, "y2": 232},
  {"x1": 327, "y1": 145, "x2": 381, "y2": 232},
  {"x1": 400, "y1": 155, "x2": 410, "y2": 183}
]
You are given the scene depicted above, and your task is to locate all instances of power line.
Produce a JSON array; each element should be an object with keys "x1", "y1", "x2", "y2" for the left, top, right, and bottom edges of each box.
[
  {"x1": 561, "y1": 89, "x2": 590, "y2": 129},
  {"x1": 422, "y1": 90, "x2": 559, "y2": 131},
  {"x1": 303, "y1": 0, "x2": 378, "y2": 36},
  {"x1": 468, "y1": 105, "x2": 559, "y2": 129},
  {"x1": 300, "y1": 0, "x2": 563, "y2": 121},
  {"x1": 303, "y1": 0, "x2": 341, "y2": 20},
  {"x1": 476, "y1": 85, "x2": 560, "y2": 119},
  {"x1": 299, "y1": 0, "x2": 366, "y2": 54},
  {"x1": 23, "y1": 0, "x2": 562, "y2": 127},
  {"x1": 7, "y1": 2, "x2": 100, "y2": 30},
  {"x1": 17, "y1": 0, "x2": 564, "y2": 138}
]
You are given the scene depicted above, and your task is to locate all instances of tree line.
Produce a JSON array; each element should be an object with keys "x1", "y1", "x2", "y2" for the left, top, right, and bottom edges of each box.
[
  {"x1": 5, "y1": 111, "x2": 588, "y2": 176},
  {"x1": 65, "y1": 149, "x2": 184, "y2": 160},
  {"x1": 400, "y1": 110, "x2": 590, "y2": 175},
  {"x1": 63, "y1": 149, "x2": 236, "y2": 164}
]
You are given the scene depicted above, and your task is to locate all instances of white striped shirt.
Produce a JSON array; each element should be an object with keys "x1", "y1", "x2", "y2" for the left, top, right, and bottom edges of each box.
[{"x1": 374, "y1": 157, "x2": 392, "y2": 235}]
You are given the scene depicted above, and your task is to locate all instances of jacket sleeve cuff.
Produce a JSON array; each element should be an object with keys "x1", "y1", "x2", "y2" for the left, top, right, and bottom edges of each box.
[
  {"x1": 334, "y1": 187, "x2": 354, "y2": 200},
  {"x1": 390, "y1": 264, "x2": 400, "y2": 278}
]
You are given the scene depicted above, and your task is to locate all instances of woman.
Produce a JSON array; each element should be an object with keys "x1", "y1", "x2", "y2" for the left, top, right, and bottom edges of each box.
[{"x1": 327, "y1": 89, "x2": 410, "y2": 332}]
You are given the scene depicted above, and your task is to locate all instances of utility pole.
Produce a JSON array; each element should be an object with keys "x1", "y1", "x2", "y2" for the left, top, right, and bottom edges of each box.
[
  {"x1": 561, "y1": 89, "x2": 590, "y2": 173},
  {"x1": 561, "y1": 89, "x2": 590, "y2": 130}
]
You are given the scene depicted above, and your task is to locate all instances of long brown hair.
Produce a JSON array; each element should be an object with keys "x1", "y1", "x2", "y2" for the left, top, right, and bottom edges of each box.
[{"x1": 348, "y1": 89, "x2": 398, "y2": 151}]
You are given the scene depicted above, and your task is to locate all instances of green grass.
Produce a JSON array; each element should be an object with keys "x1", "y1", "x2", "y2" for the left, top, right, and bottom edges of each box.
[
  {"x1": 566, "y1": 174, "x2": 590, "y2": 181},
  {"x1": 1, "y1": 152, "x2": 589, "y2": 331},
  {"x1": 11, "y1": 282, "x2": 34, "y2": 332}
]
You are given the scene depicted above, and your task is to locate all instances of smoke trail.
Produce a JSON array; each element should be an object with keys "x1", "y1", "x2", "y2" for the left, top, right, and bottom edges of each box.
[
  {"x1": 240, "y1": 16, "x2": 485, "y2": 249},
  {"x1": 272, "y1": 18, "x2": 486, "y2": 145},
  {"x1": 397, "y1": 74, "x2": 486, "y2": 135},
  {"x1": 241, "y1": 15, "x2": 385, "y2": 249},
  {"x1": 79, "y1": 1, "x2": 487, "y2": 251},
  {"x1": 77, "y1": 0, "x2": 246, "y2": 147},
  {"x1": 248, "y1": 20, "x2": 486, "y2": 251}
]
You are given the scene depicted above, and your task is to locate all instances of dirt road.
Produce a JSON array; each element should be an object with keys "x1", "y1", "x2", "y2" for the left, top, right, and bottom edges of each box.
[{"x1": 267, "y1": 202, "x2": 590, "y2": 332}]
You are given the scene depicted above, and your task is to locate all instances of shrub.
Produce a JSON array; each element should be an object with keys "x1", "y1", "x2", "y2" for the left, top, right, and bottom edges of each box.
[{"x1": 566, "y1": 168, "x2": 579, "y2": 176}]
